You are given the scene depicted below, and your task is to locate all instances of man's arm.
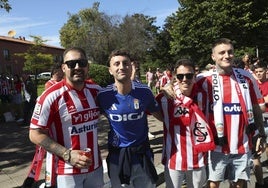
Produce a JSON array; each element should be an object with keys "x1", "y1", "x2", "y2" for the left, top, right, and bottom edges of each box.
[
  {"x1": 253, "y1": 104, "x2": 265, "y2": 137},
  {"x1": 29, "y1": 128, "x2": 67, "y2": 157},
  {"x1": 252, "y1": 103, "x2": 266, "y2": 154},
  {"x1": 29, "y1": 128, "x2": 92, "y2": 168}
]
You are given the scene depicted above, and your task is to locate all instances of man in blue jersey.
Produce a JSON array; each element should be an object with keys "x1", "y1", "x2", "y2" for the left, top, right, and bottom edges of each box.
[{"x1": 97, "y1": 49, "x2": 163, "y2": 188}]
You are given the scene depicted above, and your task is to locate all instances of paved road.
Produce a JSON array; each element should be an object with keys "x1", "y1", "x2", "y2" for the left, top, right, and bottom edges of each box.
[{"x1": 0, "y1": 115, "x2": 268, "y2": 187}]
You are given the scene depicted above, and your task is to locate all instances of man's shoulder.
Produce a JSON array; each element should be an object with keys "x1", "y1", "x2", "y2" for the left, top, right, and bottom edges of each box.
[
  {"x1": 259, "y1": 79, "x2": 268, "y2": 88},
  {"x1": 98, "y1": 84, "x2": 114, "y2": 95},
  {"x1": 39, "y1": 82, "x2": 64, "y2": 98},
  {"x1": 263, "y1": 80, "x2": 268, "y2": 85},
  {"x1": 84, "y1": 81, "x2": 102, "y2": 90},
  {"x1": 196, "y1": 71, "x2": 212, "y2": 82},
  {"x1": 133, "y1": 81, "x2": 152, "y2": 92}
]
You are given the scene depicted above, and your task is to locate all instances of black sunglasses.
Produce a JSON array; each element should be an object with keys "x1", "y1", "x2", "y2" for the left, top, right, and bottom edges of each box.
[
  {"x1": 176, "y1": 73, "x2": 194, "y2": 80},
  {"x1": 64, "y1": 59, "x2": 88, "y2": 69}
]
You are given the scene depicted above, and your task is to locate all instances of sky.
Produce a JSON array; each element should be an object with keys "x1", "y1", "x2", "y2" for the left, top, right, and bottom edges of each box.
[{"x1": 0, "y1": 0, "x2": 179, "y2": 48}]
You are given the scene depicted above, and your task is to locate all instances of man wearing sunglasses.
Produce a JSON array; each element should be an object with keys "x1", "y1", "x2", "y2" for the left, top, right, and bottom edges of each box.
[
  {"x1": 156, "y1": 59, "x2": 215, "y2": 188},
  {"x1": 29, "y1": 47, "x2": 104, "y2": 188}
]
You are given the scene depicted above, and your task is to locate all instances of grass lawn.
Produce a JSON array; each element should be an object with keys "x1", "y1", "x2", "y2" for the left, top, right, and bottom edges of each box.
[{"x1": 37, "y1": 84, "x2": 45, "y2": 96}]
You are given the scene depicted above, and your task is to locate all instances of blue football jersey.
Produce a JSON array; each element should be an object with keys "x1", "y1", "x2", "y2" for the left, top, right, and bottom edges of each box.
[{"x1": 97, "y1": 81, "x2": 160, "y2": 147}]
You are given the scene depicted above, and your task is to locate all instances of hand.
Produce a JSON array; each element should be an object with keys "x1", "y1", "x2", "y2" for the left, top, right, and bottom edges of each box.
[
  {"x1": 253, "y1": 135, "x2": 266, "y2": 156},
  {"x1": 69, "y1": 150, "x2": 92, "y2": 169},
  {"x1": 161, "y1": 84, "x2": 176, "y2": 99}
]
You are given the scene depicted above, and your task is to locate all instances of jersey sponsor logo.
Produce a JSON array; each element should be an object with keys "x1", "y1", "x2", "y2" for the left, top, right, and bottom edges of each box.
[
  {"x1": 70, "y1": 123, "x2": 97, "y2": 135},
  {"x1": 223, "y1": 103, "x2": 242, "y2": 114},
  {"x1": 34, "y1": 103, "x2": 42, "y2": 115},
  {"x1": 174, "y1": 106, "x2": 189, "y2": 117},
  {"x1": 109, "y1": 111, "x2": 144, "y2": 122},
  {"x1": 71, "y1": 108, "x2": 100, "y2": 125}
]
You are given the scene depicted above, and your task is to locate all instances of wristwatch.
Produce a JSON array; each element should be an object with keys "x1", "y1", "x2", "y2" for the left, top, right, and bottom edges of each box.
[{"x1": 62, "y1": 149, "x2": 71, "y2": 163}]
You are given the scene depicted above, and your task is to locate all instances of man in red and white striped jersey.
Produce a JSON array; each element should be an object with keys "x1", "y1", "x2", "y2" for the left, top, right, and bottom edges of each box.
[
  {"x1": 159, "y1": 66, "x2": 173, "y2": 91},
  {"x1": 29, "y1": 47, "x2": 104, "y2": 188},
  {"x1": 197, "y1": 38, "x2": 266, "y2": 188},
  {"x1": 156, "y1": 59, "x2": 215, "y2": 188},
  {"x1": 44, "y1": 63, "x2": 64, "y2": 90}
]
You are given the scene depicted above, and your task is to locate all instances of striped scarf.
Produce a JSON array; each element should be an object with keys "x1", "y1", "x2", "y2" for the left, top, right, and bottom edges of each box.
[{"x1": 171, "y1": 84, "x2": 216, "y2": 152}]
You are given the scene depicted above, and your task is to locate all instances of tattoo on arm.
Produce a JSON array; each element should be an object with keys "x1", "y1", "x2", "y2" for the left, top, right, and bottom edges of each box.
[{"x1": 39, "y1": 136, "x2": 67, "y2": 157}]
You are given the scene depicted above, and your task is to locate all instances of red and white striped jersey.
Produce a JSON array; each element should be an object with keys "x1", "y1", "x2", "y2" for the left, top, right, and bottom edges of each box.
[
  {"x1": 45, "y1": 79, "x2": 58, "y2": 90},
  {"x1": 159, "y1": 71, "x2": 172, "y2": 88},
  {"x1": 257, "y1": 80, "x2": 268, "y2": 112},
  {"x1": 30, "y1": 79, "x2": 102, "y2": 175},
  {"x1": 156, "y1": 93, "x2": 207, "y2": 171},
  {"x1": 196, "y1": 68, "x2": 264, "y2": 154}
]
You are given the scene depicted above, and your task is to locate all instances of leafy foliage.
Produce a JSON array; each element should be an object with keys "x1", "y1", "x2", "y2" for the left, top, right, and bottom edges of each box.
[
  {"x1": 58, "y1": 0, "x2": 268, "y2": 70},
  {"x1": 0, "y1": 0, "x2": 11, "y2": 12},
  {"x1": 15, "y1": 36, "x2": 54, "y2": 76},
  {"x1": 59, "y1": 2, "x2": 159, "y2": 66},
  {"x1": 168, "y1": 0, "x2": 268, "y2": 67},
  {"x1": 88, "y1": 63, "x2": 114, "y2": 87},
  {"x1": 147, "y1": 15, "x2": 178, "y2": 69}
]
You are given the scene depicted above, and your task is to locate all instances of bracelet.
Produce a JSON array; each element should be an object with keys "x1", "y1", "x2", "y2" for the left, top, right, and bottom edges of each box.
[
  {"x1": 62, "y1": 149, "x2": 71, "y2": 163},
  {"x1": 68, "y1": 150, "x2": 72, "y2": 163}
]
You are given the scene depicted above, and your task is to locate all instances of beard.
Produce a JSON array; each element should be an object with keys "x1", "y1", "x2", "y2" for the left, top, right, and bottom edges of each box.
[{"x1": 69, "y1": 70, "x2": 86, "y2": 83}]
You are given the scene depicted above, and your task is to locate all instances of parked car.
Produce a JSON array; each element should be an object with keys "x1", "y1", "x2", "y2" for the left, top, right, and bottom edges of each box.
[
  {"x1": 29, "y1": 75, "x2": 35, "y2": 79},
  {"x1": 37, "y1": 72, "x2": 51, "y2": 80}
]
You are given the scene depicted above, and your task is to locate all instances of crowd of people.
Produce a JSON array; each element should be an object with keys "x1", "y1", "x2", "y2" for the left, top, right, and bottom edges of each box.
[
  {"x1": 0, "y1": 73, "x2": 37, "y2": 124},
  {"x1": 5, "y1": 38, "x2": 267, "y2": 188}
]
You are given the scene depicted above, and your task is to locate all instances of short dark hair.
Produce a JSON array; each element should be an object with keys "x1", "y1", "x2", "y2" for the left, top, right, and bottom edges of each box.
[
  {"x1": 63, "y1": 47, "x2": 87, "y2": 63},
  {"x1": 108, "y1": 49, "x2": 131, "y2": 65},
  {"x1": 253, "y1": 60, "x2": 267, "y2": 70},
  {"x1": 174, "y1": 59, "x2": 195, "y2": 73},
  {"x1": 212, "y1": 38, "x2": 233, "y2": 52},
  {"x1": 50, "y1": 63, "x2": 62, "y2": 76}
]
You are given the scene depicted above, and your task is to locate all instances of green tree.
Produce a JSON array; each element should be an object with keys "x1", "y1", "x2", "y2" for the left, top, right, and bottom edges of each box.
[
  {"x1": 117, "y1": 14, "x2": 159, "y2": 63},
  {"x1": 88, "y1": 63, "x2": 113, "y2": 87},
  {"x1": 169, "y1": 0, "x2": 268, "y2": 67},
  {"x1": 60, "y1": 2, "x2": 116, "y2": 65},
  {"x1": 15, "y1": 36, "x2": 54, "y2": 82},
  {"x1": 59, "y1": 2, "x2": 159, "y2": 66},
  {"x1": 147, "y1": 15, "x2": 178, "y2": 70},
  {"x1": 0, "y1": 0, "x2": 11, "y2": 12}
]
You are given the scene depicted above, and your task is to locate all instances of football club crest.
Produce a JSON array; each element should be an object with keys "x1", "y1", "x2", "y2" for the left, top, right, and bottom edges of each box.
[{"x1": 134, "y1": 99, "x2": 139, "y2": 109}]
